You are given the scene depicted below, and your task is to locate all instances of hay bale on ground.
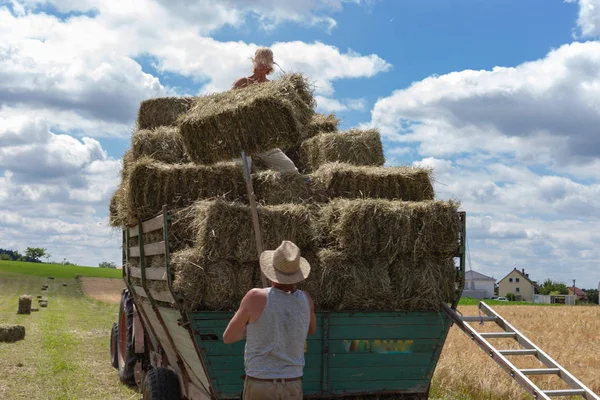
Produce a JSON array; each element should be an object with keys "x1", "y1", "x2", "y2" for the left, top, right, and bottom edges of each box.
[
  {"x1": 39, "y1": 300, "x2": 48, "y2": 308},
  {"x1": 299, "y1": 128, "x2": 385, "y2": 172},
  {"x1": 179, "y1": 73, "x2": 314, "y2": 164},
  {"x1": 318, "y1": 198, "x2": 461, "y2": 260},
  {"x1": 171, "y1": 249, "x2": 256, "y2": 311},
  {"x1": 130, "y1": 127, "x2": 189, "y2": 164},
  {"x1": 172, "y1": 200, "x2": 316, "y2": 262},
  {"x1": 36, "y1": 295, "x2": 42, "y2": 299},
  {"x1": 17, "y1": 295, "x2": 32, "y2": 315},
  {"x1": 312, "y1": 162, "x2": 434, "y2": 201},
  {"x1": 0, "y1": 325, "x2": 25, "y2": 343},
  {"x1": 137, "y1": 96, "x2": 195, "y2": 130},
  {"x1": 31, "y1": 308, "x2": 39, "y2": 312}
]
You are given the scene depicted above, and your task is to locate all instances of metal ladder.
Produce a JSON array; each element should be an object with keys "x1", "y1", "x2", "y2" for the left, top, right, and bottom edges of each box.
[{"x1": 441, "y1": 301, "x2": 600, "y2": 400}]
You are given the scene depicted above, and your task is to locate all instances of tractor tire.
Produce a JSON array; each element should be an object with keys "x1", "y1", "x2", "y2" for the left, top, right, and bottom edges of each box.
[
  {"x1": 142, "y1": 367, "x2": 182, "y2": 400},
  {"x1": 118, "y1": 289, "x2": 137, "y2": 385},
  {"x1": 110, "y1": 322, "x2": 119, "y2": 369}
]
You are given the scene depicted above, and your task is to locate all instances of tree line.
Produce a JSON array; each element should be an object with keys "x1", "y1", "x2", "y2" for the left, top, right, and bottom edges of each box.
[{"x1": 0, "y1": 247, "x2": 117, "y2": 269}]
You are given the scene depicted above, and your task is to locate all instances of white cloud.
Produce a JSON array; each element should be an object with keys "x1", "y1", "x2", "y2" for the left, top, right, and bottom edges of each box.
[
  {"x1": 370, "y1": 41, "x2": 600, "y2": 172},
  {"x1": 314, "y1": 95, "x2": 366, "y2": 112},
  {"x1": 566, "y1": 0, "x2": 600, "y2": 38},
  {"x1": 411, "y1": 156, "x2": 600, "y2": 285}
]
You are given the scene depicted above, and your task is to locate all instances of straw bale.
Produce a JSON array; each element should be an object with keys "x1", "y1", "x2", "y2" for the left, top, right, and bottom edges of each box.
[
  {"x1": 137, "y1": 96, "x2": 195, "y2": 130},
  {"x1": 124, "y1": 158, "x2": 247, "y2": 223},
  {"x1": 388, "y1": 258, "x2": 457, "y2": 311},
  {"x1": 179, "y1": 73, "x2": 314, "y2": 164},
  {"x1": 297, "y1": 249, "x2": 393, "y2": 311},
  {"x1": 253, "y1": 170, "x2": 327, "y2": 205},
  {"x1": 312, "y1": 162, "x2": 434, "y2": 201},
  {"x1": 172, "y1": 200, "x2": 316, "y2": 262},
  {"x1": 300, "y1": 128, "x2": 385, "y2": 172},
  {"x1": 31, "y1": 308, "x2": 39, "y2": 312},
  {"x1": 171, "y1": 249, "x2": 256, "y2": 311},
  {"x1": 130, "y1": 127, "x2": 189, "y2": 164},
  {"x1": 17, "y1": 295, "x2": 32, "y2": 315},
  {"x1": 318, "y1": 198, "x2": 461, "y2": 261},
  {"x1": 301, "y1": 112, "x2": 339, "y2": 140},
  {"x1": 0, "y1": 324, "x2": 25, "y2": 343},
  {"x1": 118, "y1": 158, "x2": 329, "y2": 227}
]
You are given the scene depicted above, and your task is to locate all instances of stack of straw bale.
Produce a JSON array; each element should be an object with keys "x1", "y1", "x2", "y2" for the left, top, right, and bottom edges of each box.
[
  {"x1": 110, "y1": 72, "x2": 462, "y2": 313},
  {"x1": 17, "y1": 295, "x2": 32, "y2": 315}
]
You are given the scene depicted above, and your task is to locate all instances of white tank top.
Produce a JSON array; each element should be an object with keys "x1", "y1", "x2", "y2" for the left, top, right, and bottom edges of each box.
[{"x1": 244, "y1": 287, "x2": 310, "y2": 379}]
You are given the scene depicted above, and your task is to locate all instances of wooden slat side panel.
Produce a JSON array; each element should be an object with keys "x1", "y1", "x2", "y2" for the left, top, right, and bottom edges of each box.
[
  {"x1": 151, "y1": 289, "x2": 175, "y2": 304},
  {"x1": 142, "y1": 214, "x2": 165, "y2": 234},
  {"x1": 129, "y1": 241, "x2": 166, "y2": 258},
  {"x1": 140, "y1": 303, "x2": 181, "y2": 376},
  {"x1": 133, "y1": 285, "x2": 147, "y2": 298},
  {"x1": 129, "y1": 225, "x2": 139, "y2": 238},
  {"x1": 130, "y1": 266, "x2": 167, "y2": 280},
  {"x1": 158, "y1": 308, "x2": 211, "y2": 390}
]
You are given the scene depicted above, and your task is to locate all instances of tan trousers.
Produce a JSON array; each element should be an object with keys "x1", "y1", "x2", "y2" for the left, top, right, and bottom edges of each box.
[
  {"x1": 236, "y1": 148, "x2": 299, "y2": 174},
  {"x1": 242, "y1": 377, "x2": 303, "y2": 400}
]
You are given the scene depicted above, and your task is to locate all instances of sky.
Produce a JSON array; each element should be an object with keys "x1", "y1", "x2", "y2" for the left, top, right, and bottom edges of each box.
[{"x1": 1, "y1": 0, "x2": 600, "y2": 288}]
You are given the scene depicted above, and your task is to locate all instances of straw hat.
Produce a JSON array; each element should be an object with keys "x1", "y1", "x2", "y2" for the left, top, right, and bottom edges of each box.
[
  {"x1": 260, "y1": 241, "x2": 310, "y2": 284},
  {"x1": 252, "y1": 47, "x2": 275, "y2": 70}
]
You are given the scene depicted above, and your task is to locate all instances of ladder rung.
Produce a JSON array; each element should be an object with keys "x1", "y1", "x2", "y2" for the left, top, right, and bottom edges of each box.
[
  {"x1": 499, "y1": 349, "x2": 538, "y2": 356},
  {"x1": 461, "y1": 316, "x2": 497, "y2": 322},
  {"x1": 520, "y1": 368, "x2": 560, "y2": 375},
  {"x1": 480, "y1": 332, "x2": 516, "y2": 338},
  {"x1": 543, "y1": 389, "x2": 586, "y2": 397}
]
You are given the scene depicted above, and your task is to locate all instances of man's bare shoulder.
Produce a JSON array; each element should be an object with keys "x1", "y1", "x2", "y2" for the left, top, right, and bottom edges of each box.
[
  {"x1": 232, "y1": 77, "x2": 252, "y2": 90},
  {"x1": 242, "y1": 288, "x2": 268, "y2": 305}
]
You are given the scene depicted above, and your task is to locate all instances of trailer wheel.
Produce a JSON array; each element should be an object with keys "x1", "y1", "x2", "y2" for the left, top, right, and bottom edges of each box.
[
  {"x1": 110, "y1": 322, "x2": 119, "y2": 369},
  {"x1": 118, "y1": 290, "x2": 137, "y2": 385},
  {"x1": 142, "y1": 367, "x2": 182, "y2": 400}
]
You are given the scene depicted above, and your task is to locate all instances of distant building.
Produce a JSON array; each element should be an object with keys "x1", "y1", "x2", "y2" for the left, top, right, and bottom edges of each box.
[
  {"x1": 568, "y1": 286, "x2": 588, "y2": 303},
  {"x1": 461, "y1": 270, "x2": 496, "y2": 299},
  {"x1": 497, "y1": 268, "x2": 537, "y2": 302}
]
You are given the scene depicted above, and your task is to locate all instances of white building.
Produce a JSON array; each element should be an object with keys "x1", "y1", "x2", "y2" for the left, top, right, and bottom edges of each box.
[{"x1": 461, "y1": 270, "x2": 496, "y2": 299}]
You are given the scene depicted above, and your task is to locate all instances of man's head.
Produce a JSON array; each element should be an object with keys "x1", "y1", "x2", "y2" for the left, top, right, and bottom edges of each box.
[
  {"x1": 259, "y1": 240, "x2": 310, "y2": 286},
  {"x1": 252, "y1": 47, "x2": 275, "y2": 76}
]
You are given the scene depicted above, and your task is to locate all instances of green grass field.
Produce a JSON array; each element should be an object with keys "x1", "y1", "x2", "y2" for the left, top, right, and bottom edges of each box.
[
  {"x1": 0, "y1": 260, "x2": 122, "y2": 279},
  {"x1": 0, "y1": 261, "x2": 136, "y2": 400}
]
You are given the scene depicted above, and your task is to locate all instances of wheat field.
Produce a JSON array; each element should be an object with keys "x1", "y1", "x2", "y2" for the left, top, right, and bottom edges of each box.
[{"x1": 430, "y1": 305, "x2": 600, "y2": 400}]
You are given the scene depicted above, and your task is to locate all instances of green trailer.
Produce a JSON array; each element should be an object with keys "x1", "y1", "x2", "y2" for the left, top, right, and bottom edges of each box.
[{"x1": 110, "y1": 206, "x2": 467, "y2": 399}]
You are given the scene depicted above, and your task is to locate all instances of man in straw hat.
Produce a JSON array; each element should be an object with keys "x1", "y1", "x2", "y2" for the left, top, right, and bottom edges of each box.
[
  {"x1": 232, "y1": 47, "x2": 300, "y2": 174},
  {"x1": 223, "y1": 240, "x2": 316, "y2": 400}
]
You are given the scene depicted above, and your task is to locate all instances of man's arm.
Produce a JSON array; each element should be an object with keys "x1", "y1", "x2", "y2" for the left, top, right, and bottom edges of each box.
[
  {"x1": 305, "y1": 291, "x2": 317, "y2": 336},
  {"x1": 223, "y1": 290, "x2": 253, "y2": 344}
]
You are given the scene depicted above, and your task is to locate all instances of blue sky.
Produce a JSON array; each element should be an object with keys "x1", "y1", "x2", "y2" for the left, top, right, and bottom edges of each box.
[{"x1": 1, "y1": 0, "x2": 600, "y2": 289}]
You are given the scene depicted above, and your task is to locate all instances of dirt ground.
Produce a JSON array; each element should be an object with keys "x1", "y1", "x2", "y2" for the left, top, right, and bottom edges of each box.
[{"x1": 79, "y1": 277, "x2": 125, "y2": 304}]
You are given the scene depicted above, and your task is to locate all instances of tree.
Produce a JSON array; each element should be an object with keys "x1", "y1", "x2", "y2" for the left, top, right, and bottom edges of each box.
[
  {"x1": 0, "y1": 254, "x2": 11, "y2": 261},
  {"x1": 25, "y1": 247, "x2": 46, "y2": 262},
  {"x1": 44, "y1": 252, "x2": 52, "y2": 263},
  {"x1": 506, "y1": 293, "x2": 516, "y2": 301},
  {"x1": 585, "y1": 289, "x2": 598, "y2": 305},
  {"x1": 538, "y1": 279, "x2": 569, "y2": 295},
  {"x1": 99, "y1": 261, "x2": 117, "y2": 269}
]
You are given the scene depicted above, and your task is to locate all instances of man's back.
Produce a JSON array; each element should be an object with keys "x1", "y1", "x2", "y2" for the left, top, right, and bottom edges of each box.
[{"x1": 244, "y1": 287, "x2": 310, "y2": 379}]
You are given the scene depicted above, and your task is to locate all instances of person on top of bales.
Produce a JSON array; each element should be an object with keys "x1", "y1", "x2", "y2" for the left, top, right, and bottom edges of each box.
[
  {"x1": 232, "y1": 47, "x2": 300, "y2": 174},
  {"x1": 223, "y1": 240, "x2": 317, "y2": 400}
]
